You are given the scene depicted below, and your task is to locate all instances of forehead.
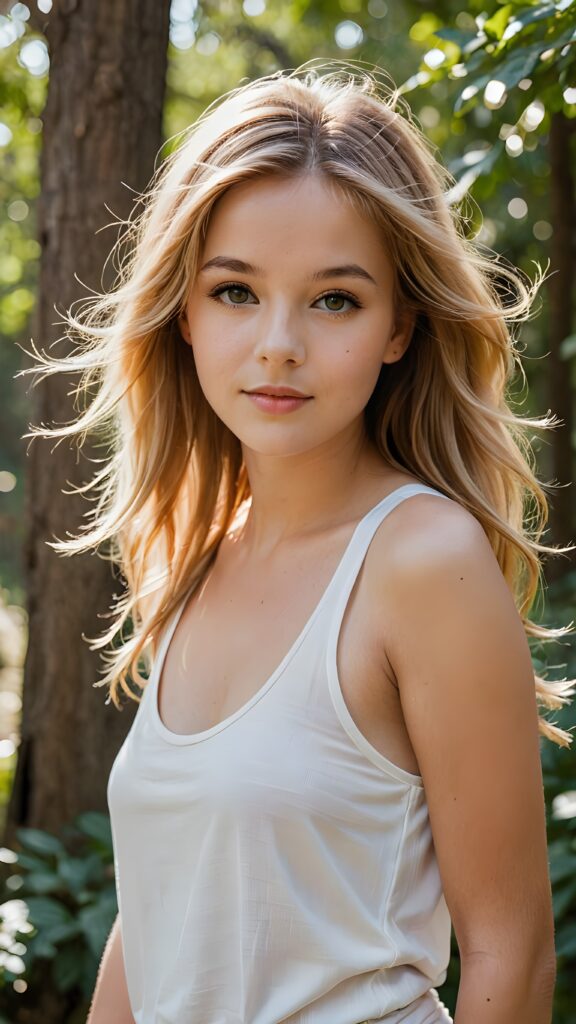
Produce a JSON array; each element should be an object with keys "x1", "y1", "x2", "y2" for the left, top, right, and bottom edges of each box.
[{"x1": 201, "y1": 173, "x2": 392, "y2": 280}]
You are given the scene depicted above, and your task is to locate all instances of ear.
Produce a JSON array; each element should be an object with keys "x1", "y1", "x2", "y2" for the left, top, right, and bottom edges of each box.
[
  {"x1": 382, "y1": 308, "x2": 417, "y2": 365},
  {"x1": 178, "y1": 312, "x2": 192, "y2": 345}
]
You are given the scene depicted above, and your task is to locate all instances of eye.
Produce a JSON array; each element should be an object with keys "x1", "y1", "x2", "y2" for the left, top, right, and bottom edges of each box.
[
  {"x1": 208, "y1": 283, "x2": 257, "y2": 306},
  {"x1": 314, "y1": 291, "x2": 361, "y2": 315}
]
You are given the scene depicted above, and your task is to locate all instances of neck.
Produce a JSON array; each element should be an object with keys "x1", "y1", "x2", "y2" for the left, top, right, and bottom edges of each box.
[{"x1": 236, "y1": 428, "x2": 392, "y2": 556}]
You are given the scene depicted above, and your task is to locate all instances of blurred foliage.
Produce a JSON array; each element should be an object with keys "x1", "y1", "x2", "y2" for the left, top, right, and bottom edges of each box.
[
  {"x1": 0, "y1": 811, "x2": 117, "y2": 1022},
  {"x1": 0, "y1": 753, "x2": 16, "y2": 839},
  {"x1": 397, "y1": 2, "x2": 576, "y2": 487},
  {"x1": 0, "y1": 22, "x2": 45, "y2": 602},
  {"x1": 535, "y1": 572, "x2": 576, "y2": 1020},
  {"x1": 400, "y1": 0, "x2": 576, "y2": 202}
]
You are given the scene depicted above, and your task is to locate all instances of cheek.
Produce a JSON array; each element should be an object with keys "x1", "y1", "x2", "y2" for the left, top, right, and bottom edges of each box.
[
  {"x1": 326, "y1": 334, "x2": 386, "y2": 402},
  {"x1": 187, "y1": 313, "x2": 241, "y2": 380},
  {"x1": 191, "y1": 347, "x2": 229, "y2": 401}
]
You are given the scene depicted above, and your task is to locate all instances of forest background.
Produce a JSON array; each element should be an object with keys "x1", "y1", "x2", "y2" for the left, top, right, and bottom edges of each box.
[{"x1": 0, "y1": 0, "x2": 575, "y2": 1021}]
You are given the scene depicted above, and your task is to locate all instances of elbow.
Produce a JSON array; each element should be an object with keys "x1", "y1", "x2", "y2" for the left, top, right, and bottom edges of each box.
[{"x1": 460, "y1": 946, "x2": 557, "y2": 996}]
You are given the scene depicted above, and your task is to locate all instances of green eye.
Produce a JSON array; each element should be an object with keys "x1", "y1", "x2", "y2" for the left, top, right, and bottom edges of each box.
[
  {"x1": 209, "y1": 283, "x2": 255, "y2": 306},
  {"x1": 317, "y1": 291, "x2": 359, "y2": 314},
  {"x1": 226, "y1": 286, "x2": 251, "y2": 304}
]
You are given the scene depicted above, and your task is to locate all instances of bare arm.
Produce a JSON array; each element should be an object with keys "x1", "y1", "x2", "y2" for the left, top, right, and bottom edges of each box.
[
  {"x1": 86, "y1": 913, "x2": 135, "y2": 1024},
  {"x1": 374, "y1": 498, "x2": 557, "y2": 1021},
  {"x1": 454, "y1": 953, "x2": 556, "y2": 1024}
]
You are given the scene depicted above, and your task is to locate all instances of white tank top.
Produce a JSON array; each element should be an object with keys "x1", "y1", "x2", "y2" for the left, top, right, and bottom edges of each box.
[{"x1": 107, "y1": 483, "x2": 455, "y2": 1024}]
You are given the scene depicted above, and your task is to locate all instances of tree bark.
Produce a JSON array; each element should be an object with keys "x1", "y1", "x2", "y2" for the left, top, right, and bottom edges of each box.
[
  {"x1": 5, "y1": 0, "x2": 171, "y2": 845},
  {"x1": 545, "y1": 112, "x2": 575, "y2": 582}
]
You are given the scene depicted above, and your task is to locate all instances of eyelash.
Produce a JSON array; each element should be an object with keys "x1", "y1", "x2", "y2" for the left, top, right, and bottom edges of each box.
[{"x1": 207, "y1": 282, "x2": 363, "y2": 317}]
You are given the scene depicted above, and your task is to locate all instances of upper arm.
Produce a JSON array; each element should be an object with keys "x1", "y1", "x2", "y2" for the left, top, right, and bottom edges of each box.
[{"x1": 375, "y1": 497, "x2": 554, "y2": 966}]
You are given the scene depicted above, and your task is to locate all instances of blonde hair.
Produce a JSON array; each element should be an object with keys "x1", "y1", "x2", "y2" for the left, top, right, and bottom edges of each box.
[{"x1": 17, "y1": 62, "x2": 575, "y2": 746}]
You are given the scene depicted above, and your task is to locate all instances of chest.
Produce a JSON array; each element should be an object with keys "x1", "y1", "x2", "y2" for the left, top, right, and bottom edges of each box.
[{"x1": 156, "y1": 532, "x2": 421, "y2": 779}]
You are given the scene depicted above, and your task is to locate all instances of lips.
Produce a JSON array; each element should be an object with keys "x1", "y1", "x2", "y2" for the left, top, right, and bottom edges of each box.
[
  {"x1": 243, "y1": 387, "x2": 311, "y2": 411},
  {"x1": 244, "y1": 387, "x2": 311, "y2": 398}
]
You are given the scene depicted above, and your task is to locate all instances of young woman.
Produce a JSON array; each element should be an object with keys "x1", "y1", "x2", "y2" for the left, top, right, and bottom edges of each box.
[{"x1": 20, "y1": 64, "x2": 574, "y2": 1024}]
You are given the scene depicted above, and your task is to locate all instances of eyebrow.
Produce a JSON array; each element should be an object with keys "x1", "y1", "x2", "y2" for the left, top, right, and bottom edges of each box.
[{"x1": 199, "y1": 255, "x2": 377, "y2": 286}]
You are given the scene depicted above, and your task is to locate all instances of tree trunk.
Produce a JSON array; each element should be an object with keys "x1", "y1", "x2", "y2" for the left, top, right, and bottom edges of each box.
[
  {"x1": 5, "y1": 1, "x2": 171, "y2": 844},
  {"x1": 545, "y1": 112, "x2": 575, "y2": 582}
]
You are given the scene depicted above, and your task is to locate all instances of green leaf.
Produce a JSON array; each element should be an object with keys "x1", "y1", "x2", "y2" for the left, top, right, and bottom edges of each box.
[
  {"x1": 538, "y1": 20, "x2": 576, "y2": 53},
  {"x1": 53, "y1": 942, "x2": 84, "y2": 992},
  {"x1": 58, "y1": 854, "x2": 104, "y2": 894},
  {"x1": 552, "y1": 876, "x2": 576, "y2": 918},
  {"x1": 25, "y1": 896, "x2": 74, "y2": 930},
  {"x1": 44, "y1": 919, "x2": 82, "y2": 944},
  {"x1": 13, "y1": 851, "x2": 50, "y2": 873},
  {"x1": 484, "y1": 4, "x2": 515, "y2": 40},
  {"x1": 493, "y1": 44, "x2": 543, "y2": 89},
  {"x1": 74, "y1": 812, "x2": 113, "y2": 850},
  {"x1": 549, "y1": 852, "x2": 576, "y2": 885},
  {"x1": 78, "y1": 895, "x2": 117, "y2": 958},
  {"x1": 455, "y1": 73, "x2": 493, "y2": 114},
  {"x1": 434, "y1": 27, "x2": 478, "y2": 48},
  {"x1": 555, "y1": 920, "x2": 576, "y2": 958},
  {"x1": 51, "y1": 937, "x2": 83, "y2": 987},
  {"x1": 16, "y1": 828, "x2": 66, "y2": 858},
  {"x1": 27, "y1": 934, "x2": 58, "y2": 960},
  {"x1": 511, "y1": 3, "x2": 558, "y2": 30},
  {"x1": 25, "y1": 872, "x2": 62, "y2": 895}
]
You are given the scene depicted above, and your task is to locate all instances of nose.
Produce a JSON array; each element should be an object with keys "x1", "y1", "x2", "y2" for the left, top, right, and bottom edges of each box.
[{"x1": 252, "y1": 303, "x2": 305, "y2": 366}]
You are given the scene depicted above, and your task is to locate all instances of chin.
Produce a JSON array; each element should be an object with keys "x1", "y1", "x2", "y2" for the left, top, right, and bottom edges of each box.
[{"x1": 238, "y1": 432, "x2": 324, "y2": 459}]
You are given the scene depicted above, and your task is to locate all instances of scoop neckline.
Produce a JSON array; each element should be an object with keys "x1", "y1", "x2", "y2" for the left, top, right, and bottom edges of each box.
[{"x1": 147, "y1": 482, "x2": 428, "y2": 746}]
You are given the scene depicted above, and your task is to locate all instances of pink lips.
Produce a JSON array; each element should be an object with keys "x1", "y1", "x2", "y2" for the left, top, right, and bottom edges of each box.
[{"x1": 244, "y1": 392, "x2": 312, "y2": 414}]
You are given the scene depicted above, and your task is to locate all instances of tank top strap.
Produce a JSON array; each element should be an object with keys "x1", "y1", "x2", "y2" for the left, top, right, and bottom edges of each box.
[{"x1": 322, "y1": 482, "x2": 453, "y2": 633}]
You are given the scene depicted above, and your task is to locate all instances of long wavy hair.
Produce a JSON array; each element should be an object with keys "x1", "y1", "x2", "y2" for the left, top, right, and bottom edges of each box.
[{"x1": 17, "y1": 63, "x2": 575, "y2": 746}]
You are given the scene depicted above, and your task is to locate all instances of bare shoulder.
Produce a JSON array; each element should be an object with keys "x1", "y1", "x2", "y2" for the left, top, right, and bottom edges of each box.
[
  {"x1": 365, "y1": 487, "x2": 524, "y2": 702},
  {"x1": 367, "y1": 487, "x2": 495, "y2": 592}
]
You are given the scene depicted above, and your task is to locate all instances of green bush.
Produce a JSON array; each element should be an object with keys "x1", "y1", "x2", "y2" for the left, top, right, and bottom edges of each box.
[{"x1": 0, "y1": 811, "x2": 117, "y2": 1021}]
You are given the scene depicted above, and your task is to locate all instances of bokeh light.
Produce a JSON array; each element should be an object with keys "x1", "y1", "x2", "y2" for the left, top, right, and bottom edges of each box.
[
  {"x1": 533, "y1": 220, "x2": 553, "y2": 241},
  {"x1": 334, "y1": 20, "x2": 363, "y2": 49},
  {"x1": 505, "y1": 134, "x2": 523, "y2": 157},
  {"x1": 0, "y1": 122, "x2": 13, "y2": 146},
  {"x1": 0, "y1": 471, "x2": 17, "y2": 493},
  {"x1": 196, "y1": 31, "x2": 220, "y2": 55},
  {"x1": 243, "y1": 0, "x2": 266, "y2": 14},
  {"x1": 367, "y1": 0, "x2": 387, "y2": 17},
  {"x1": 18, "y1": 38, "x2": 49, "y2": 76},
  {"x1": 7, "y1": 201, "x2": 29, "y2": 222},
  {"x1": 507, "y1": 197, "x2": 528, "y2": 219},
  {"x1": 418, "y1": 105, "x2": 440, "y2": 129},
  {"x1": 521, "y1": 100, "x2": 545, "y2": 131},
  {"x1": 423, "y1": 48, "x2": 446, "y2": 70},
  {"x1": 170, "y1": 22, "x2": 196, "y2": 49},
  {"x1": 484, "y1": 79, "x2": 507, "y2": 109}
]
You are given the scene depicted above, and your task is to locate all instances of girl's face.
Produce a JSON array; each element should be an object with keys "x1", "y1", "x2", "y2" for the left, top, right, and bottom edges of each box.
[{"x1": 179, "y1": 173, "x2": 413, "y2": 459}]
